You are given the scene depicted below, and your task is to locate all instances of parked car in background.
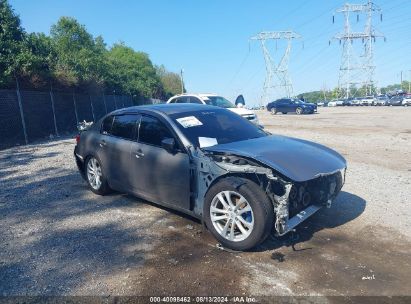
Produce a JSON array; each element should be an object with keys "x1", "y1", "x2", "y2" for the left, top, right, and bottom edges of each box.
[
  {"x1": 374, "y1": 95, "x2": 389, "y2": 106},
  {"x1": 266, "y1": 98, "x2": 317, "y2": 115},
  {"x1": 316, "y1": 100, "x2": 328, "y2": 107},
  {"x1": 402, "y1": 95, "x2": 411, "y2": 106},
  {"x1": 167, "y1": 94, "x2": 259, "y2": 125},
  {"x1": 360, "y1": 96, "x2": 376, "y2": 106},
  {"x1": 351, "y1": 98, "x2": 362, "y2": 106},
  {"x1": 327, "y1": 100, "x2": 337, "y2": 107},
  {"x1": 342, "y1": 99, "x2": 353, "y2": 106},
  {"x1": 387, "y1": 96, "x2": 404, "y2": 106},
  {"x1": 74, "y1": 104, "x2": 346, "y2": 250},
  {"x1": 337, "y1": 99, "x2": 346, "y2": 106}
]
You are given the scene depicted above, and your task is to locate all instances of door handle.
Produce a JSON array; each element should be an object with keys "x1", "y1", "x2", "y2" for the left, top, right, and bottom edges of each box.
[
  {"x1": 99, "y1": 140, "x2": 107, "y2": 147},
  {"x1": 135, "y1": 150, "x2": 145, "y2": 158}
]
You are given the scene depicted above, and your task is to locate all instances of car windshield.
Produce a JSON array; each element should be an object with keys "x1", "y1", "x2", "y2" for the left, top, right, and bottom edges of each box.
[
  {"x1": 169, "y1": 109, "x2": 267, "y2": 148},
  {"x1": 203, "y1": 96, "x2": 235, "y2": 108}
]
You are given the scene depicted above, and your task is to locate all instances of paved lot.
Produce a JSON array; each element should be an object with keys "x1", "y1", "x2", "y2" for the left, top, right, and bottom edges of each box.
[{"x1": 0, "y1": 106, "x2": 410, "y2": 298}]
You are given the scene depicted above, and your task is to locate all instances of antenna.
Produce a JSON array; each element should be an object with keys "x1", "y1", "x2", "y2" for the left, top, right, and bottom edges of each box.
[{"x1": 251, "y1": 30, "x2": 301, "y2": 106}]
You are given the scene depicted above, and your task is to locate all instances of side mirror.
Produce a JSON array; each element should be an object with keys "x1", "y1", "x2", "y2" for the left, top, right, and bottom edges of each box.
[{"x1": 161, "y1": 137, "x2": 176, "y2": 154}]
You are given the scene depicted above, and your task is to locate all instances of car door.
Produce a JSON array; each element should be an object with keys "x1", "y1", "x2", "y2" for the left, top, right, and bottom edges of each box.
[
  {"x1": 274, "y1": 100, "x2": 283, "y2": 112},
  {"x1": 102, "y1": 114, "x2": 140, "y2": 191},
  {"x1": 279, "y1": 99, "x2": 290, "y2": 112},
  {"x1": 129, "y1": 114, "x2": 191, "y2": 210},
  {"x1": 284, "y1": 99, "x2": 298, "y2": 113}
]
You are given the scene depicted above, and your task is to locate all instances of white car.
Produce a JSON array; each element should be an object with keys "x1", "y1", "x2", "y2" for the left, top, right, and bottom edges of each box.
[
  {"x1": 402, "y1": 96, "x2": 411, "y2": 106},
  {"x1": 167, "y1": 94, "x2": 259, "y2": 125},
  {"x1": 327, "y1": 100, "x2": 338, "y2": 107},
  {"x1": 360, "y1": 96, "x2": 376, "y2": 106}
]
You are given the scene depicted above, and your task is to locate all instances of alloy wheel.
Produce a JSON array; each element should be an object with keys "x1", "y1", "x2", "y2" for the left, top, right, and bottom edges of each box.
[
  {"x1": 87, "y1": 157, "x2": 102, "y2": 190},
  {"x1": 210, "y1": 191, "x2": 254, "y2": 242}
]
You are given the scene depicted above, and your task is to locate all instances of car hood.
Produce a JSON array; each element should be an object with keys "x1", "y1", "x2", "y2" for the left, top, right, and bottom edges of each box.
[
  {"x1": 227, "y1": 107, "x2": 255, "y2": 116},
  {"x1": 204, "y1": 135, "x2": 347, "y2": 182}
]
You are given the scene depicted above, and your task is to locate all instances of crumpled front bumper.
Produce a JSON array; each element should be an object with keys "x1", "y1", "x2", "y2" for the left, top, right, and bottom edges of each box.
[
  {"x1": 279, "y1": 204, "x2": 323, "y2": 235},
  {"x1": 273, "y1": 168, "x2": 346, "y2": 236}
]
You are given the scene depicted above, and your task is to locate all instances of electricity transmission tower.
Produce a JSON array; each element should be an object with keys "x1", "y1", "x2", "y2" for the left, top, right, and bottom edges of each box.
[
  {"x1": 332, "y1": 0, "x2": 384, "y2": 99},
  {"x1": 251, "y1": 31, "x2": 301, "y2": 106}
]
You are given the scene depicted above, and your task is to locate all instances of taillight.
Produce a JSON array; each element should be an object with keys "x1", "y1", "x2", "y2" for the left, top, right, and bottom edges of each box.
[{"x1": 75, "y1": 134, "x2": 80, "y2": 144}]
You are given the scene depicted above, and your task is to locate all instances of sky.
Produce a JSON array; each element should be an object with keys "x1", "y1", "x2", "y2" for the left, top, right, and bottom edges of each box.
[{"x1": 9, "y1": 0, "x2": 411, "y2": 106}]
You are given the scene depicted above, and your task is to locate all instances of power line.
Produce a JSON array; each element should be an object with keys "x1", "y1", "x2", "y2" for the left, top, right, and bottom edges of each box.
[{"x1": 225, "y1": 43, "x2": 251, "y2": 91}]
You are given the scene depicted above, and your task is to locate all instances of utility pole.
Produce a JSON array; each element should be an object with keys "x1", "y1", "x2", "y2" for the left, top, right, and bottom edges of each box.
[
  {"x1": 332, "y1": 0, "x2": 384, "y2": 99},
  {"x1": 180, "y1": 68, "x2": 184, "y2": 94},
  {"x1": 322, "y1": 82, "x2": 327, "y2": 101},
  {"x1": 409, "y1": 70, "x2": 411, "y2": 93},
  {"x1": 251, "y1": 31, "x2": 301, "y2": 106},
  {"x1": 400, "y1": 71, "x2": 403, "y2": 90}
]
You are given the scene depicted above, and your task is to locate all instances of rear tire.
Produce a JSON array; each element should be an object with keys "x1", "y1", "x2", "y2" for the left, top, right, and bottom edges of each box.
[
  {"x1": 85, "y1": 156, "x2": 111, "y2": 195},
  {"x1": 204, "y1": 177, "x2": 274, "y2": 251},
  {"x1": 282, "y1": 112, "x2": 287, "y2": 114},
  {"x1": 296, "y1": 107, "x2": 303, "y2": 115}
]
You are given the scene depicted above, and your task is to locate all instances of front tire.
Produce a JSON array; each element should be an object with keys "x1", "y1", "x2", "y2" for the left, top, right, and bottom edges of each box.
[
  {"x1": 204, "y1": 177, "x2": 274, "y2": 251},
  {"x1": 270, "y1": 108, "x2": 277, "y2": 115},
  {"x1": 85, "y1": 156, "x2": 111, "y2": 195},
  {"x1": 296, "y1": 107, "x2": 303, "y2": 115}
]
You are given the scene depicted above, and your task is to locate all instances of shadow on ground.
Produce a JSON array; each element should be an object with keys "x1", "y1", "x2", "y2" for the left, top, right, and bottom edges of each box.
[{"x1": 255, "y1": 191, "x2": 367, "y2": 252}]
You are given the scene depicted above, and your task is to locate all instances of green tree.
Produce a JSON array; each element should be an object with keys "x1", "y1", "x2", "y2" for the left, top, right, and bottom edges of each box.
[
  {"x1": 106, "y1": 43, "x2": 163, "y2": 98},
  {"x1": 156, "y1": 65, "x2": 183, "y2": 99},
  {"x1": 0, "y1": 0, "x2": 26, "y2": 87},
  {"x1": 50, "y1": 17, "x2": 107, "y2": 91},
  {"x1": 20, "y1": 32, "x2": 56, "y2": 87}
]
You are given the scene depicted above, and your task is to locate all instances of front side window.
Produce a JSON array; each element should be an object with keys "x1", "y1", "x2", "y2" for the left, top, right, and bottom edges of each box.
[
  {"x1": 138, "y1": 115, "x2": 173, "y2": 147},
  {"x1": 203, "y1": 96, "x2": 235, "y2": 108},
  {"x1": 110, "y1": 114, "x2": 139, "y2": 140},
  {"x1": 101, "y1": 115, "x2": 114, "y2": 134}
]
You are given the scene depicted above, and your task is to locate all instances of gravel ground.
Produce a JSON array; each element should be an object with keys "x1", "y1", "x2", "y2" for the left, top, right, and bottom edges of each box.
[{"x1": 0, "y1": 106, "x2": 410, "y2": 298}]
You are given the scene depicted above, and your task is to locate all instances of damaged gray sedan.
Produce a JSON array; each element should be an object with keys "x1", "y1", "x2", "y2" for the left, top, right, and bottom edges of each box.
[{"x1": 74, "y1": 104, "x2": 346, "y2": 250}]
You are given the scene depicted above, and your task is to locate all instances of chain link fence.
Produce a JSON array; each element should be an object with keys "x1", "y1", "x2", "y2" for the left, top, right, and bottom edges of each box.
[{"x1": 0, "y1": 89, "x2": 135, "y2": 150}]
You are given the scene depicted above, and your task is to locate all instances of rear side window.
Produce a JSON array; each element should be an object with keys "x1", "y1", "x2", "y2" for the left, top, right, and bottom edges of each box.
[
  {"x1": 101, "y1": 116, "x2": 114, "y2": 134},
  {"x1": 138, "y1": 115, "x2": 173, "y2": 147},
  {"x1": 110, "y1": 114, "x2": 139, "y2": 140},
  {"x1": 176, "y1": 97, "x2": 189, "y2": 103},
  {"x1": 189, "y1": 97, "x2": 203, "y2": 104}
]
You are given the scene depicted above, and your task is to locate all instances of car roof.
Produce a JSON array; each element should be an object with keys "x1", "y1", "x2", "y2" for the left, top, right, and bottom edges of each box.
[
  {"x1": 112, "y1": 103, "x2": 219, "y2": 116},
  {"x1": 168, "y1": 93, "x2": 220, "y2": 100}
]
